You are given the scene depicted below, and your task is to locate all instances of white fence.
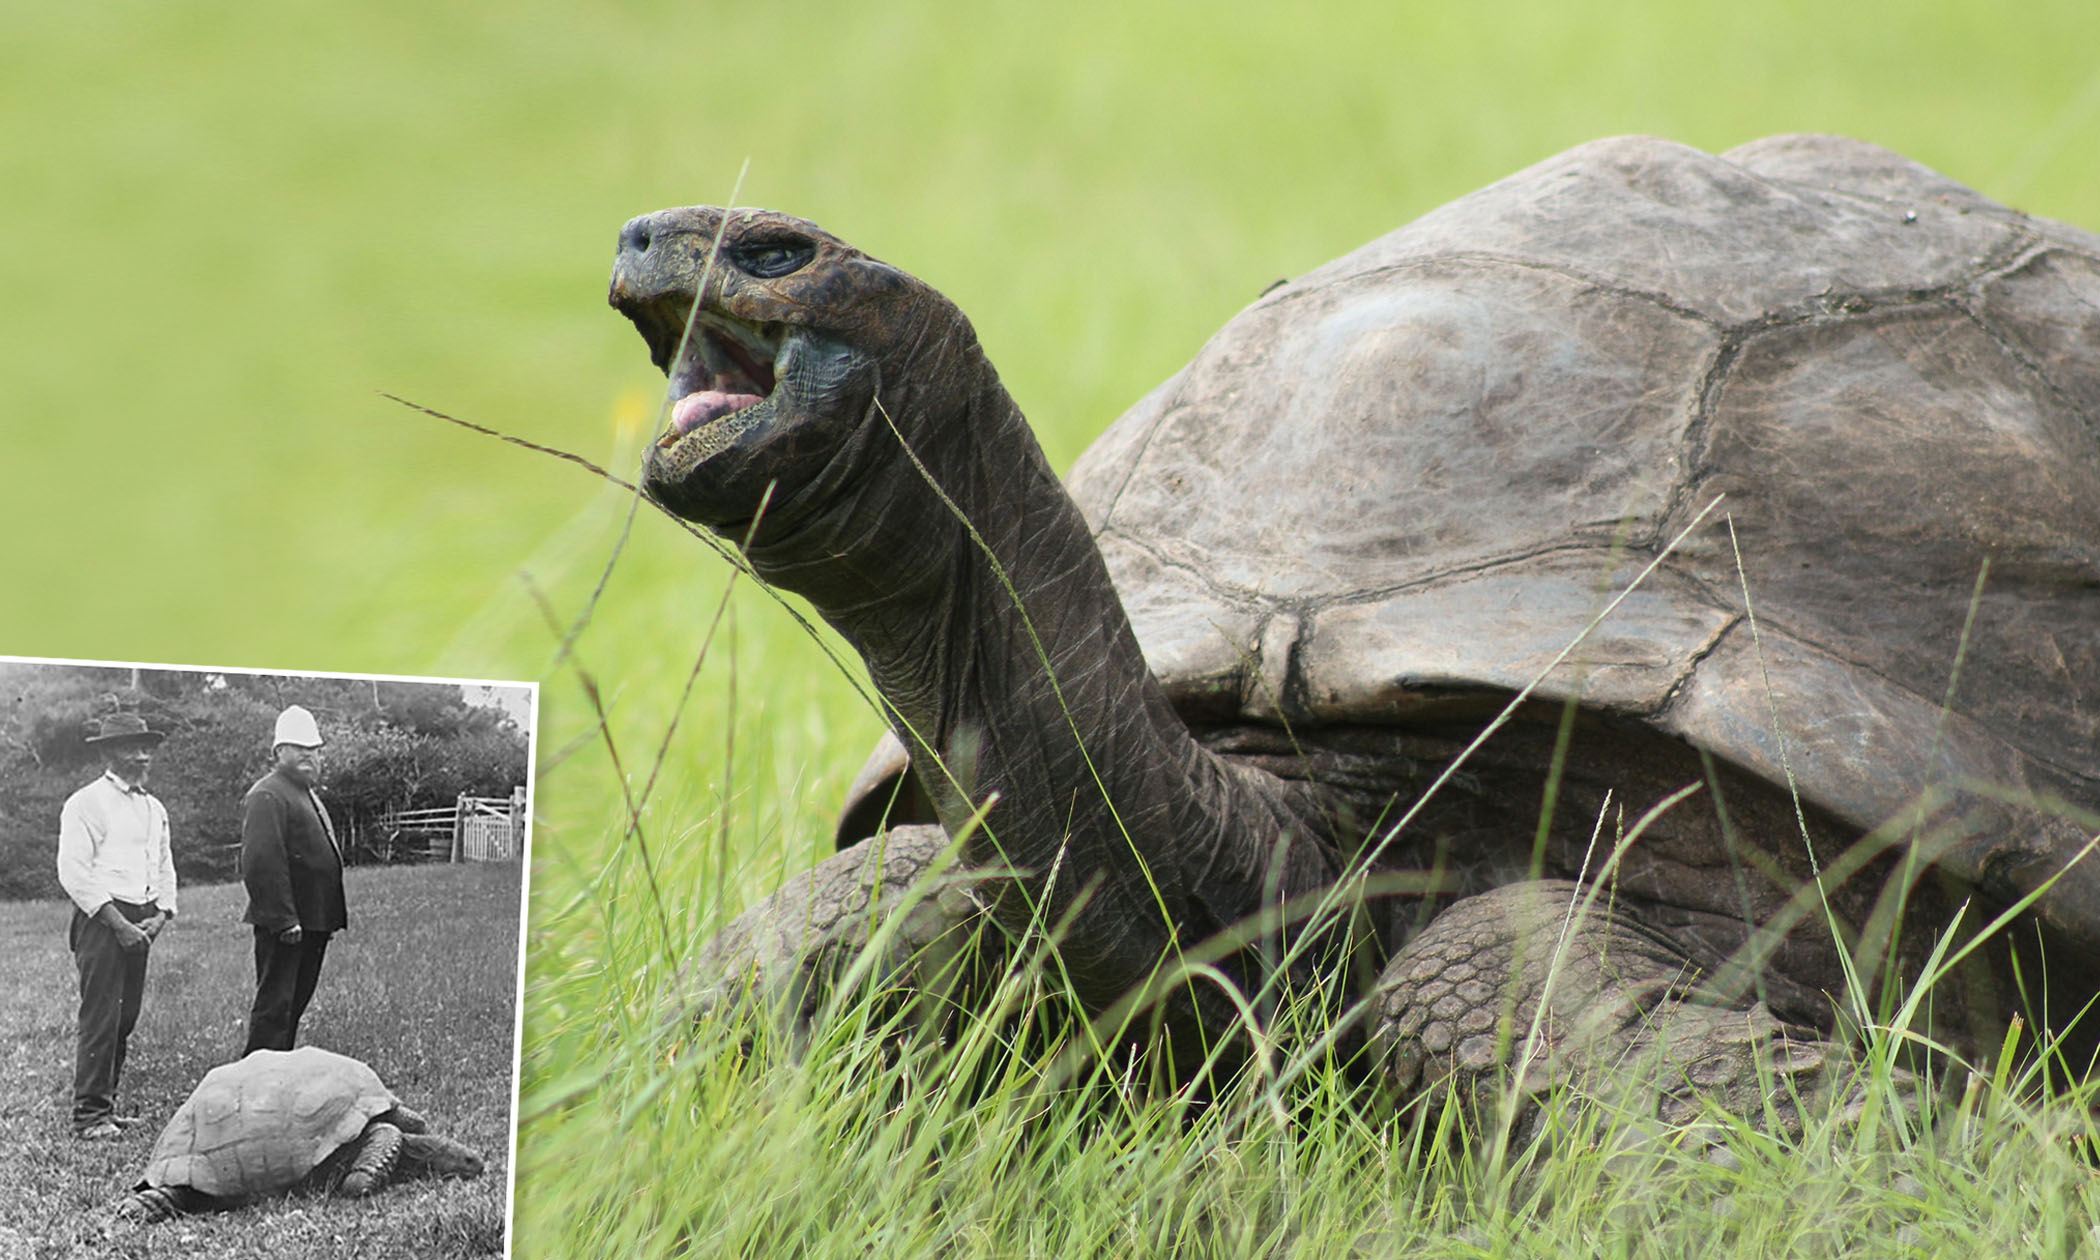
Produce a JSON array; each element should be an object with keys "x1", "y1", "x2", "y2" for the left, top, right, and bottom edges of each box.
[
  {"x1": 458, "y1": 790, "x2": 523, "y2": 860},
  {"x1": 376, "y1": 786, "x2": 526, "y2": 862}
]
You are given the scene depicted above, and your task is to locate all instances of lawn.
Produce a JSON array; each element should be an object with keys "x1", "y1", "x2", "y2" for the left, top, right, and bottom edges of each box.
[
  {"x1": 5, "y1": 1, "x2": 2100, "y2": 1256},
  {"x1": 0, "y1": 862, "x2": 520, "y2": 1259}
]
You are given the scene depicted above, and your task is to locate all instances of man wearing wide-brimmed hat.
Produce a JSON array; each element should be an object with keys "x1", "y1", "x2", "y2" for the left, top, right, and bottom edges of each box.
[
  {"x1": 239, "y1": 704, "x2": 347, "y2": 1055},
  {"x1": 56, "y1": 711, "x2": 178, "y2": 1140}
]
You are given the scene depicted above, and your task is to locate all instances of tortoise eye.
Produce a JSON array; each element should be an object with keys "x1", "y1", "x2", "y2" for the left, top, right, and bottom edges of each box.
[{"x1": 730, "y1": 236, "x2": 816, "y2": 279}]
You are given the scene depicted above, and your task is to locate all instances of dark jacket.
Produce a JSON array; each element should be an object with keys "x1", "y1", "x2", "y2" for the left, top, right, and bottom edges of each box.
[{"x1": 239, "y1": 769, "x2": 348, "y2": 934}]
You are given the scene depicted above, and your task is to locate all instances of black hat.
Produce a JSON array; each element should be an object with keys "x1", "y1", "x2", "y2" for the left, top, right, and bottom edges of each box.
[{"x1": 84, "y1": 713, "x2": 165, "y2": 746}]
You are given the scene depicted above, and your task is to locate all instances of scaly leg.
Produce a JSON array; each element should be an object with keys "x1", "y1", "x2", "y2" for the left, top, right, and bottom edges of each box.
[
  {"x1": 335, "y1": 1121, "x2": 404, "y2": 1198},
  {"x1": 1370, "y1": 880, "x2": 1866, "y2": 1141},
  {"x1": 686, "y1": 823, "x2": 1011, "y2": 1041}
]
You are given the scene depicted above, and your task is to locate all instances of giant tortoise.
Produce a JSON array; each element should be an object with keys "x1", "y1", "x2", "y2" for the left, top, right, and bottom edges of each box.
[
  {"x1": 113, "y1": 1047, "x2": 484, "y2": 1223},
  {"x1": 608, "y1": 135, "x2": 2100, "y2": 1125}
]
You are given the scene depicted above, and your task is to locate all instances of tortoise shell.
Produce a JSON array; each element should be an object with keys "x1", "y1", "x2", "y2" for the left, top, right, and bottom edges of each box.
[
  {"x1": 1062, "y1": 134, "x2": 2100, "y2": 942},
  {"x1": 142, "y1": 1047, "x2": 400, "y2": 1201}
]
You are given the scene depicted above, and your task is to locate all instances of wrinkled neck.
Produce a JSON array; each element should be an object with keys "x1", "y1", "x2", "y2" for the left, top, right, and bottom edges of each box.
[{"x1": 738, "y1": 342, "x2": 1344, "y2": 1043}]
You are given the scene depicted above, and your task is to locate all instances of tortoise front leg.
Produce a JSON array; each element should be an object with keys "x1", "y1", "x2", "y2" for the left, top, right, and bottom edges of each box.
[
  {"x1": 1369, "y1": 880, "x2": 1879, "y2": 1142},
  {"x1": 334, "y1": 1121, "x2": 404, "y2": 1198},
  {"x1": 685, "y1": 823, "x2": 1013, "y2": 1044}
]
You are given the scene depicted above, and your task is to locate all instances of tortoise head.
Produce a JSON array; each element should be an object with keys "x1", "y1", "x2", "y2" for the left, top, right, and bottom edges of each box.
[{"x1": 609, "y1": 206, "x2": 938, "y2": 533}]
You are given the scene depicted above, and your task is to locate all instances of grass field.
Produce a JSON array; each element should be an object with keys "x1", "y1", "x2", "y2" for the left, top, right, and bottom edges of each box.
[
  {"x1": 0, "y1": 863, "x2": 520, "y2": 1259},
  {"x1": 6, "y1": 1, "x2": 2100, "y2": 1255}
]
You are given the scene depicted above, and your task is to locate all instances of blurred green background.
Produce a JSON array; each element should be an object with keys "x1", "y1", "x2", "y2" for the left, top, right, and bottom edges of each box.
[{"x1": 5, "y1": 1, "x2": 2098, "y2": 1253}]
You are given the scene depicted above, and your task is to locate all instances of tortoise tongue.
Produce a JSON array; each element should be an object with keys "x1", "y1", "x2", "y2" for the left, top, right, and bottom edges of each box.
[{"x1": 668, "y1": 389, "x2": 765, "y2": 440}]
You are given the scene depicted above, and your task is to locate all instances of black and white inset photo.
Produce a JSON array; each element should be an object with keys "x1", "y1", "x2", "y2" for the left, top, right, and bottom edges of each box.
[{"x1": 0, "y1": 654, "x2": 532, "y2": 1257}]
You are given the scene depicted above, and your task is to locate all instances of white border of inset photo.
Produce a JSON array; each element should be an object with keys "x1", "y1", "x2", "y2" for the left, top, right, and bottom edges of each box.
[{"x1": 0, "y1": 653, "x2": 533, "y2": 1256}]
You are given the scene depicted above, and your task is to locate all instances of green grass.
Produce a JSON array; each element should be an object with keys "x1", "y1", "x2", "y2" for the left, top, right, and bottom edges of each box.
[
  {"x1": 7, "y1": 1, "x2": 2100, "y2": 1256},
  {"x1": 0, "y1": 863, "x2": 519, "y2": 1258},
  {"x1": 522, "y1": 859, "x2": 2100, "y2": 1258}
]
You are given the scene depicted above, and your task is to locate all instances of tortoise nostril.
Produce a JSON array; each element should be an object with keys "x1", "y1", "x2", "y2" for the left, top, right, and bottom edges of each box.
[{"x1": 618, "y1": 217, "x2": 655, "y2": 258}]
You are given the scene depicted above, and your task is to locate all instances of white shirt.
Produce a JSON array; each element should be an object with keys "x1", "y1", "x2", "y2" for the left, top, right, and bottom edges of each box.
[{"x1": 56, "y1": 770, "x2": 178, "y2": 917}]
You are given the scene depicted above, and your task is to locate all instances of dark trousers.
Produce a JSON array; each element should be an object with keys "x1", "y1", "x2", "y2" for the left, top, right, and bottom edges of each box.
[
  {"x1": 244, "y1": 928, "x2": 331, "y2": 1055},
  {"x1": 71, "y1": 900, "x2": 156, "y2": 1129}
]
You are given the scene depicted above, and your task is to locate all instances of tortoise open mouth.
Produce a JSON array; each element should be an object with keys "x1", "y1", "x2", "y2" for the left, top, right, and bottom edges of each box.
[{"x1": 656, "y1": 308, "x2": 784, "y2": 448}]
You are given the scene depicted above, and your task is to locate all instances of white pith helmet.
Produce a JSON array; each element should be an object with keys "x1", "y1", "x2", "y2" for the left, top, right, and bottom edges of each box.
[{"x1": 272, "y1": 705, "x2": 325, "y2": 749}]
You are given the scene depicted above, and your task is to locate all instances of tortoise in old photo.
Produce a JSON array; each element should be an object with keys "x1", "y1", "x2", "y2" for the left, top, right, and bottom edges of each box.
[
  {"x1": 113, "y1": 1047, "x2": 484, "y2": 1223},
  {"x1": 608, "y1": 135, "x2": 2100, "y2": 1126}
]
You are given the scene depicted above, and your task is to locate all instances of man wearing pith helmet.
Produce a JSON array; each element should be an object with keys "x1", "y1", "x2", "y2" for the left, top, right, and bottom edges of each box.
[
  {"x1": 57, "y1": 712, "x2": 179, "y2": 1139},
  {"x1": 239, "y1": 704, "x2": 348, "y2": 1055}
]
